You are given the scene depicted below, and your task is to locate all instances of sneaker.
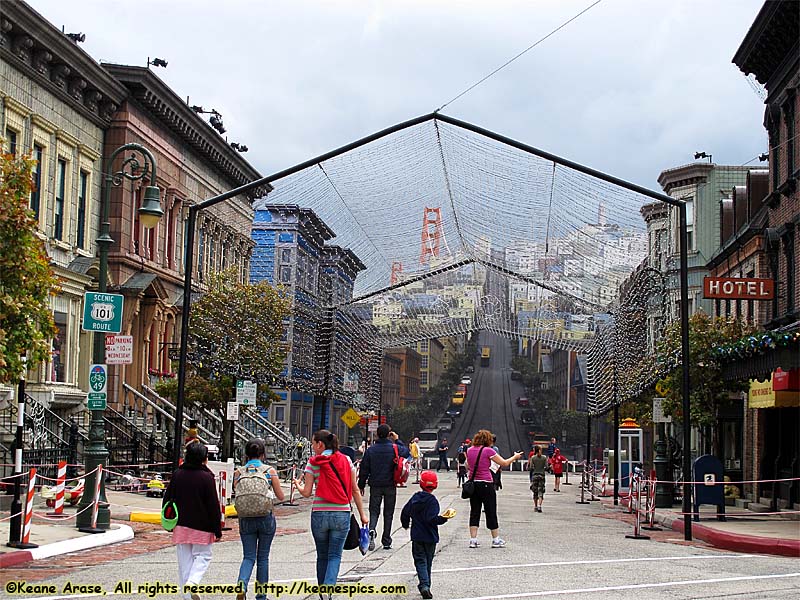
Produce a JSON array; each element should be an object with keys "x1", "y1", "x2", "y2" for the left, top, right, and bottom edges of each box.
[
  {"x1": 468, "y1": 540, "x2": 478, "y2": 549},
  {"x1": 191, "y1": 595, "x2": 201, "y2": 600},
  {"x1": 537, "y1": 507, "x2": 542, "y2": 513},
  {"x1": 491, "y1": 538, "x2": 506, "y2": 548},
  {"x1": 368, "y1": 530, "x2": 376, "y2": 551},
  {"x1": 236, "y1": 590, "x2": 246, "y2": 600},
  {"x1": 383, "y1": 545, "x2": 392, "y2": 550},
  {"x1": 421, "y1": 588, "x2": 433, "y2": 599}
]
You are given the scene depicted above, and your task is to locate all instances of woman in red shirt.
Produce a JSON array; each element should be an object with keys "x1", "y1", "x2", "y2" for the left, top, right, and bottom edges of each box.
[{"x1": 294, "y1": 430, "x2": 368, "y2": 592}]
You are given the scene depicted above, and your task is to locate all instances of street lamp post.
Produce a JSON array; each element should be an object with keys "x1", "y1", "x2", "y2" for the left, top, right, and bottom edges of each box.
[{"x1": 76, "y1": 144, "x2": 163, "y2": 531}]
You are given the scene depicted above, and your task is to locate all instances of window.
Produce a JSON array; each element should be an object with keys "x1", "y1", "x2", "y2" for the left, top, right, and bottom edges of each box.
[
  {"x1": 76, "y1": 171, "x2": 88, "y2": 249},
  {"x1": 51, "y1": 311, "x2": 68, "y2": 382},
  {"x1": 273, "y1": 405, "x2": 285, "y2": 422},
  {"x1": 420, "y1": 371, "x2": 428, "y2": 386},
  {"x1": 281, "y1": 249, "x2": 292, "y2": 263},
  {"x1": 280, "y1": 266, "x2": 292, "y2": 283},
  {"x1": 197, "y1": 228, "x2": 205, "y2": 280},
  {"x1": 785, "y1": 234, "x2": 795, "y2": 312},
  {"x1": 54, "y1": 159, "x2": 67, "y2": 240},
  {"x1": 6, "y1": 129, "x2": 17, "y2": 155},
  {"x1": 421, "y1": 356, "x2": 429, "y2": 369},
  {"x1": 684, "y1": 198, "x2": 694, "y2": 251},
  {"x1": 420, "y1": 339, "x2": 429, "y2": 352},
  {"x1": 30, "y1": 145, "x2": 43, "y2": 218}
]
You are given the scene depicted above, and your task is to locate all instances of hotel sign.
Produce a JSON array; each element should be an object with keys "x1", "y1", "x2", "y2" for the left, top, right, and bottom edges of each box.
[{"x1": 703, "y1": 277, "x2": 774, "y2": 300}]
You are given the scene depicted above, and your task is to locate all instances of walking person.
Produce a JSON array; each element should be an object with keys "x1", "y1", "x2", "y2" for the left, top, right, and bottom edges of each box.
[
  {"x1": 465, "y1": 430, "x2": 523, "y2": 548},
  {"x1": 549, "y1": 448, "x2": 568, "y2": 492},
  {"x1": 358, "y1": 424, "x2": 410, "y2": 550},
  {"x1": 401, "y1": 471, "x2": 454, "y2": 599},
  {"x1": 527, "y1": 445, "x2": 547, "y2": 513},
  {"x1": 409, "y1": 437, "x2": 421, "y2": 483},
  {"x1": 456, "y1": 448, "x2": 467, "y2": 488},
  {"x1": 233, "y1": 439, "x2": 285, "y2": 600},
  {"x1": 435, "y1": 437, "x2": 450, "y2": 472},
  {"x1": 293, "y1": 430, "x2": 368, "y2": 591},
  {"x1": 163, "y1": 441, "x2": 221, "y2": 600}
]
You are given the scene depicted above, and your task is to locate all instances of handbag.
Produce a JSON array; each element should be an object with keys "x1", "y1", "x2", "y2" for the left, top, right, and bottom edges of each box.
[
  {"x1": 328, "y1": 457, "x2": 361, "y2": 552},
  {"x1": 461, "y1": 446, "x2": 485, "y2": 499}
]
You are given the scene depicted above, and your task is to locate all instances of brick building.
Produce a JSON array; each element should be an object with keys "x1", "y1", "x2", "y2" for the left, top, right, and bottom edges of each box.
[
  {"x1": 385, "y1": 347, "x2": 422, "y2": 408},
  {"x1": 731, "y1": 0, "x2": 799, "y2": 509}
]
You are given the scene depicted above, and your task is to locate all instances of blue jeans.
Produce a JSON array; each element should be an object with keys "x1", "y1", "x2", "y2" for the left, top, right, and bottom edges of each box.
[
  {"x1": 310, "y1": 511, "x2": 350, "y2": 585},
  {"x1": 238, "y1": 513, "x2": 276, "y2": 600},
  {"x1": 411, "y1": 541, "x2": 436, "y2": 591}
]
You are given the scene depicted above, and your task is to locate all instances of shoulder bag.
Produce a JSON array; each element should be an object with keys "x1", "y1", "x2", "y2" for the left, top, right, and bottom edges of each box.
[{"x1": 461, "y1": 446, "x2": 485, "y2": 499}]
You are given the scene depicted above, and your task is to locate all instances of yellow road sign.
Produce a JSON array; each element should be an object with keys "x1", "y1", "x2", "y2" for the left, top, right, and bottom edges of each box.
[{"x1": 341, "y1": 408, "x2": 361, "y2": 429}]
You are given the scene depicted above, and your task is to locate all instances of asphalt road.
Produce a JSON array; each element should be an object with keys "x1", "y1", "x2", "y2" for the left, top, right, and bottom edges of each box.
[
  {"x1": 448, "y1": 332, "x2": 531, "y2": 458},
  {"x1": 8, "y1": 472, "x2": 798, "y2": 600}
]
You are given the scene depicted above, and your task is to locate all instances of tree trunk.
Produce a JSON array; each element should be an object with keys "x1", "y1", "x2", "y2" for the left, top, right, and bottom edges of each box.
[{"x1": 221, "y1": 416, "x2": 233, "y2": 461}]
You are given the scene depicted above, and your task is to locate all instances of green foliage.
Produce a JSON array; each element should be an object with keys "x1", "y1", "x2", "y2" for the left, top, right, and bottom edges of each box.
[
  {"x1": 155, "y1": 268, "x2": 290, "y2": 417},
  {"x1": 190, "y1": 268, "x2": 291, "y2": 385},
  {"x1": 0, "y1": 150, "x2": 58, "y2": 382},
  {"x1": 657, "y1": 312, "x2": 755, "y2": 428}
]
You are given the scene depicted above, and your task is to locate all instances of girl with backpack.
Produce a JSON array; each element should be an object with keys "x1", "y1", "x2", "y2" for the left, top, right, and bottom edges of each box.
[
  {"x1": 233, "y1": 439, "x2": 285, "y2": 600},
  {"x1": 293, "y1": 430, "x2": 368, "y2": 594}
]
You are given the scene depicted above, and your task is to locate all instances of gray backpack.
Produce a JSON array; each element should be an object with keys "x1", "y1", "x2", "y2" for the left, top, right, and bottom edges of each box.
[{"x1": 234, "y1": 464, "x2": 275, "y2": 517}]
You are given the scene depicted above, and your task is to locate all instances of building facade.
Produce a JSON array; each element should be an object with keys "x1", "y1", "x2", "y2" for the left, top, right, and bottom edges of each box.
[
  {"x1": 731, "y1": 0, "x2": 799, "y2": 509},
  {"x1": 249, "y1": 204, "x2": 334, "y2": 439},
  {"x1": 414, "y1": 338, "x2": 444, "y2": 391},
  {"x1": 381, "y1": 354, "x2": 402, "y2": 412},
  {"x1": 100, "y1": 65, "x2": 263, "y2": 434},
  {"x1": 0, "y1": 2, "x2": 126, "y2": 413},
  {"x1": 385, "y1": 347, "x2": 422, "y2": 408}
]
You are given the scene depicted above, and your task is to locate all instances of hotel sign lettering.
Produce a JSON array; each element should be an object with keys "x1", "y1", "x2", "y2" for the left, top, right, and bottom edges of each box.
[{"x1": 703, "y1": 277, "x2": 774, "y2": 300}]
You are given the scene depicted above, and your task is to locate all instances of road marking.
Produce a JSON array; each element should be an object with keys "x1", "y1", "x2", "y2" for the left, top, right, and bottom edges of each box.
[
  {"x1": 449, "y1": 572, "x2": 800, "y2": 600},
  {"x1": 328, "y1": 552, "x2": 764, "y2": 581}
]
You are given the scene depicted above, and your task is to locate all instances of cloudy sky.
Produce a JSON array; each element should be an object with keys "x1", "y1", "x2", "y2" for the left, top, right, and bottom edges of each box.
[{"x1": 30, "y1": 0, "x2": 768, "y2": 189}]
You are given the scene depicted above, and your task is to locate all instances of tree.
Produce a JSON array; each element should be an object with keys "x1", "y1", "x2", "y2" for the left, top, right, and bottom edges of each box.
[
  {"x1": 656, "y1": 312, "x2": 755, "y2": 453},
  {"x1": 0, "y1": 150, "x2": 59, "y2": 382},
  {"x1": 156, "y1": 268, "x2": 291, "y2": 459}
]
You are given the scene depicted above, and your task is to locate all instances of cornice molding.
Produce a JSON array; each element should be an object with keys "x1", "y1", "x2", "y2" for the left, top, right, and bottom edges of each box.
[
  {"x1": 30, "y1": 113, "x2": 57, "y2": 134},
  {"x1": 55, "y1": 128, "x2": 79, "y2": 147},
  {"x1": 732, "y1": 0, "x2": 799, "y2": 86},
  {"x1": 101, "y1": 64, "x2": 271, "y2": 200},
  {"x1": 78, "y1": 142, "x2": 100, "y2": 161},
  {"x1": 657, "y1": 163, "x2": 714, "y2": 194},
  {"x1": 0, "y1": 1, "x2": 127, "y2": 128},
  {"x1": 3, "y1": 95, "x2": 32, "y2": 116}
]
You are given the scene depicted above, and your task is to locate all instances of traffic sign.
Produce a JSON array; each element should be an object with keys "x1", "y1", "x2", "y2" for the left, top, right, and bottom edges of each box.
[
  {"x1": 82, "y1": 293, "x2": 124, "y2": 333},
  {"x1": 87, "y1": 364, "x2": 107, "y2": 410},
  {"x1": 343, "y1": 372, "x2": 359, "y2": 392},
  {"x1": 341, "y1": 408, "x2": 361, "y2": 429},
  {"x1": 105, "y1": 335, "x2": 133, "y2": 364},
  {"x1": 226, "y1": 401, "x2": 239, "y2": 420},
  {"x1": 236, "y1": 380, "x2": 257, "y2": 405}
]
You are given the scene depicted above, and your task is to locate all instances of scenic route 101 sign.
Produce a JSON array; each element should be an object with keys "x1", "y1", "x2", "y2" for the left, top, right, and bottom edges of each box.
[
  {"x1": 82, "y1": 292, "x2": 124, "y2": 333},
  {"x1": 703, "y1": 277, "x2": 774, "y2": 300}
]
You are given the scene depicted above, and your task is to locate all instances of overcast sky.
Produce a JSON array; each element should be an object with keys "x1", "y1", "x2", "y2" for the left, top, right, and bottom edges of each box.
[{"x1": 30, "y1": 0, "x2": 768, "y2": 189}]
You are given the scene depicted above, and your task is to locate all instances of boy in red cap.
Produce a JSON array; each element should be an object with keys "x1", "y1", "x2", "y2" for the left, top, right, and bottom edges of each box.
[{"x1": 401, "y1": 470, "x2": 454, "y2": 599}]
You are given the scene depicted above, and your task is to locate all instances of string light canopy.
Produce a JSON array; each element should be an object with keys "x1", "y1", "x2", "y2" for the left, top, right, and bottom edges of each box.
[{"x1": 246, "y1": 114, "x2": 687, "y2": 409}]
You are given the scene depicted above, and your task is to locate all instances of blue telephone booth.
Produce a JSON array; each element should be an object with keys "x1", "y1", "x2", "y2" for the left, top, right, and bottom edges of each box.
[{"x1": 618, "y1": 418, "x2": 643, "y2": 491}]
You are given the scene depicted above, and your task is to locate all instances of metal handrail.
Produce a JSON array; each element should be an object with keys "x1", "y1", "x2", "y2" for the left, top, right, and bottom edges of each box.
[{"x1": 135, "y1": 383, "x2": 217, "y2": 443}]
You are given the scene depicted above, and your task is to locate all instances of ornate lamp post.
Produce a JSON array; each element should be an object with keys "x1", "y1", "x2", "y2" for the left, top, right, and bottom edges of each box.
[{"x1": 76, "y1": 144, "x2": 163, "y2": 531}]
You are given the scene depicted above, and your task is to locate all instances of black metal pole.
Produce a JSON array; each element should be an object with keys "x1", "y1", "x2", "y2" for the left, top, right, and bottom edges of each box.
[
  {"x1": 678, "y1": 203, "x2": 693, "y2": 541},
  {"x1": 173, "y1": 205, "x2": 198, "y2": 470},
  {"x1": 613, "y1": 403, "x2": 620, "y2": 506}
]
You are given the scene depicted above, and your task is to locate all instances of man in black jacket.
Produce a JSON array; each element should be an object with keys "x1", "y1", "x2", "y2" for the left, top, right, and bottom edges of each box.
[{"x1": 358, "y1": 424, "x2": 410, "y2": 550}]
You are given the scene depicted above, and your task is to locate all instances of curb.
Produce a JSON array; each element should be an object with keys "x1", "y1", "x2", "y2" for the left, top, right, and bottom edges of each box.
[
  {"x1": 603, "y1": 499, "x2": 800, "y2": 558},
  {"x1": 0, "y1": 524, "x2": 134, "y2": 568},
  {"x1": 668, "y1": 518, "x2": 800, "y2": 558}
]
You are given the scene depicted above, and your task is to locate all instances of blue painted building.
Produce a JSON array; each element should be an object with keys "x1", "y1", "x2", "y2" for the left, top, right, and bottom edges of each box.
[{"x1": 250, "y1": 204, "x2": 334, "y2": 439}]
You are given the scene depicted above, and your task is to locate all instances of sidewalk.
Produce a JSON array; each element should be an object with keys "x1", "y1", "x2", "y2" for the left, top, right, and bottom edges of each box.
[{"x1": 600, "y1": 497, "x2": 800, "y2": 557}]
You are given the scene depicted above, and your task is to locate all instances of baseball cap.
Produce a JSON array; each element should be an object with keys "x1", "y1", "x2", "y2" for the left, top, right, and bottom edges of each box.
[{"x1": 420, "y1": 470, "x2": 438, "y2": 491}]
